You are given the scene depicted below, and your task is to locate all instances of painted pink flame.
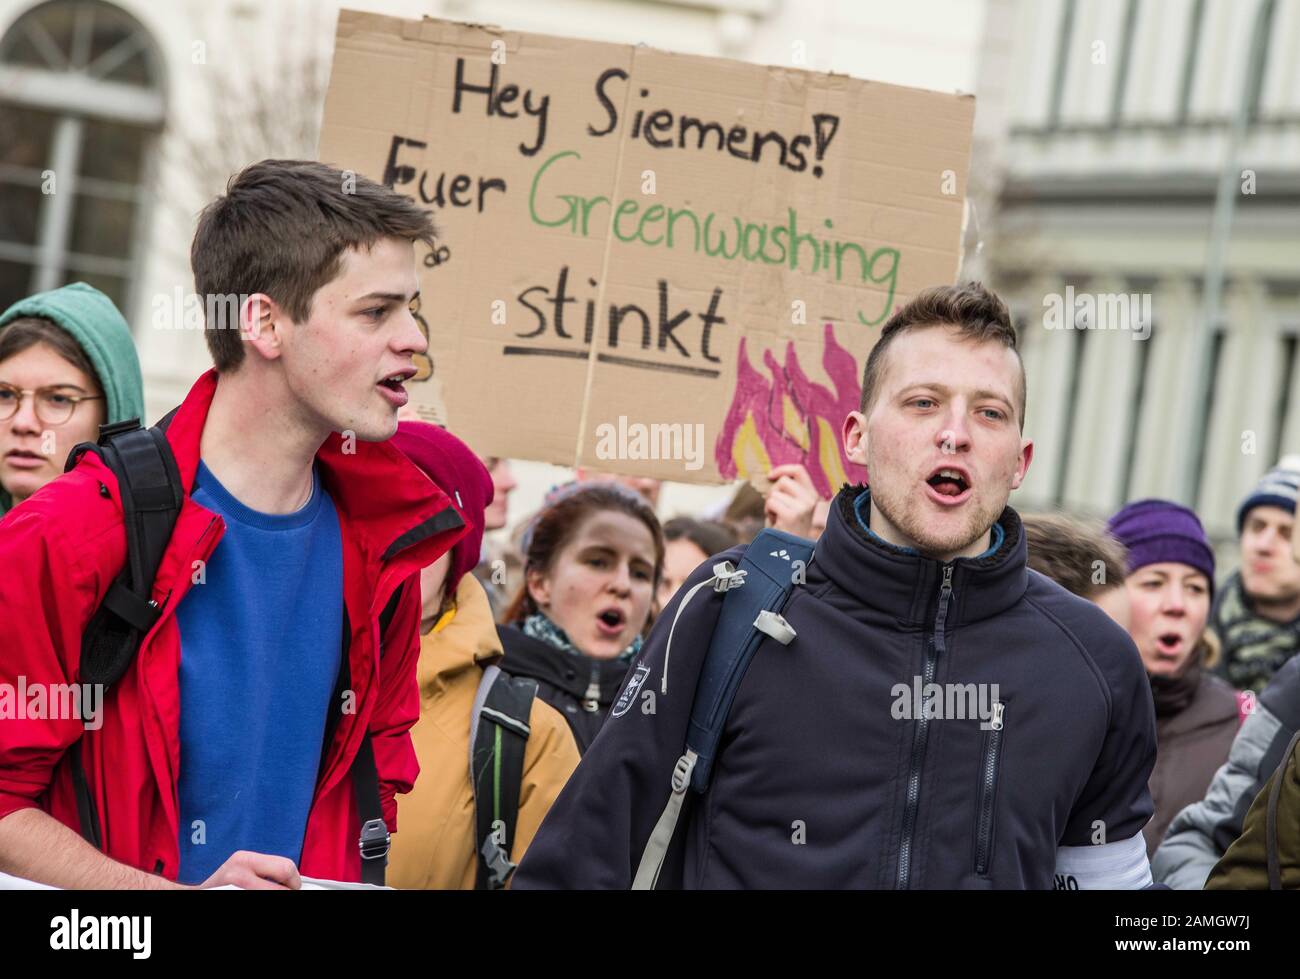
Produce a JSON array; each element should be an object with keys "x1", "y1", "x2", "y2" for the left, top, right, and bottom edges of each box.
[{"x1": 715, "y1": 322, "x2": 868, "y2": 497}]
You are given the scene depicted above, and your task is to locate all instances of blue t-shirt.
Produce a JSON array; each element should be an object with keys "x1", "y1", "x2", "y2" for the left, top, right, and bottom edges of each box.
[{"x1": 175, "y1": 461, "x2": 343, "y2": 885}]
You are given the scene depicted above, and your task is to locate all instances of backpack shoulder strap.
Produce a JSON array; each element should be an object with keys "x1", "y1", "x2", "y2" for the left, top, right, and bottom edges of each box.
[
  {"x1": 327, "y1": 582, "x2": 406, "y2": 765},
  {"x1": 349, "y1": 580, "x2": 413, "y2": 887},
  {"x1": 686, "y1": 528, "x2": 813, "y2": 793},
  {"x1": 352, "y1": 729, "x2": 389, "y2": 886},
  {"x1": 67, "y1": 411, "x2": 183, "y2": 851},
  {"x1": 378, "y1": 585, "x2": 404, "y2": 637},
  {"x1": 632, "y1": 527, "x2": 814, "y2": 890},
  {"x1": 470, "y1": 664, "x2": 537, "y2": 890},
  {"x1": 71, "y1": 412, "x2": 184, "y2": 690}
]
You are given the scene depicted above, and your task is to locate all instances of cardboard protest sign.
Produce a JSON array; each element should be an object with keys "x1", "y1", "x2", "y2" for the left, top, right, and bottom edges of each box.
[{"x1": 318, "y1": 11, "x2": 974, "y2": 490}]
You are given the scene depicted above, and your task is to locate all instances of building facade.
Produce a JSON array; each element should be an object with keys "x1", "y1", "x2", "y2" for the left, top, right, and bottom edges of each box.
[{"x1": 972, "y1": 0, "x2": 1300, "y2": 551}]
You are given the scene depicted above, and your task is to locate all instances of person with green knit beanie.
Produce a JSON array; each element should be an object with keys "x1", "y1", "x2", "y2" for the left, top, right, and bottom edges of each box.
[{"x1": 0, "y1": 282, "x2": 145, "y2": 515}]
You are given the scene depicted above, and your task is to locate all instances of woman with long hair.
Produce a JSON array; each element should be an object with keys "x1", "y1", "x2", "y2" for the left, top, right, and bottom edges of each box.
[{"x1": 500, "y1": 482, "x2": 664, "y2": 753}]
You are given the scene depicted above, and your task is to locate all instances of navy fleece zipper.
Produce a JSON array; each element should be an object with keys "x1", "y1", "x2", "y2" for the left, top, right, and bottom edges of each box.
[{"x1": 896, "y1": 562, "x2": 954, "y2": 889}]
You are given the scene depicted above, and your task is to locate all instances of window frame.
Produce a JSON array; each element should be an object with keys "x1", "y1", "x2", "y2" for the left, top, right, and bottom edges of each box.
[{"x1": 0, "y1": 0, "x2": 165, "y2": 326}]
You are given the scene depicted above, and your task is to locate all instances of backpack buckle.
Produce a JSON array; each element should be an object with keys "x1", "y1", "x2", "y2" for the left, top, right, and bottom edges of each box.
[
  {"x1": 711, "y1": 562, "x2": 747, "y2": 592},
  {"x1": 358, "y1": 817, "x2": 391, "y2": 864},
  {"x1": 670, "y1": 751, "x2": 697, "y2": 794},
  {"x1": 479, "y1": 837, "x2": 518, "y2": 889},
  {"x1": 97, "y1": 418, "x2": 142, "y2": 444},
  {"x1": 754, "y1": 609, "x2": 797, "y2": 646}
]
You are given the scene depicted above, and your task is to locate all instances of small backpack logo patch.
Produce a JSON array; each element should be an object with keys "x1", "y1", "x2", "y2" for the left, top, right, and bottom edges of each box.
[{"x1": 611, "y1": 664, "x2": 651, "y2": 718}]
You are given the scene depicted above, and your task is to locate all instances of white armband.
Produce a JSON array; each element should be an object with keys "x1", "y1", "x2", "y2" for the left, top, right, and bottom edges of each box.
[{"x1": 1053, "y1": 833, "x2": 1152, "y2": 889}]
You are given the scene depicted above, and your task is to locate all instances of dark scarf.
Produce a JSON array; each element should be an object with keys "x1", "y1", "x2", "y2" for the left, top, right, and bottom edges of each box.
[
  {"x1": 1150, "y1": 664, "x2": 1201, "y2": 718},
  {"x1": 521, "y1": 611, "x2": 643, "y2": 662},
  {"x1": 1210, "y1": 570, "x2": 1300, "y2": 693}
]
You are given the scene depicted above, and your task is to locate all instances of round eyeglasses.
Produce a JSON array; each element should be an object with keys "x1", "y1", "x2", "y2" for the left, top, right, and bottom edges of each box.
[{"x1": 0, "y1": 384, "x2": 105, "y2": 426}]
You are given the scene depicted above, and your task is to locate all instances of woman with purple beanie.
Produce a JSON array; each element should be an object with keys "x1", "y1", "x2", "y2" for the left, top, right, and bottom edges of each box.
[{"x1": 1107, "y1": 499, "x2": 1239, "y2": 858}]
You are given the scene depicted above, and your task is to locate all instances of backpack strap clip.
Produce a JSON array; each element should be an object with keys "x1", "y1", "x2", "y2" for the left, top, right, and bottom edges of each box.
[
  {"x1": 711, "y1": 561, "x2": 747, "y2": 592},
  {"x1": 753, "y1": 609, "x2": 797, "y2": 645},
  {"x1": 670, "y1": 750, "x2": 697, "y2": 793},
  {"x1": 98, "y1": 417, "x2": 145, "y2": 441},
  {"x1": 358, "y1": 818, "x2": 391, "y2": 864},
  {"x1": 478, "y1": 835, "x2": 516, "y2": 889},
  {"x1": 99, "y1": 580, "x2": 162, "y2": 634}
]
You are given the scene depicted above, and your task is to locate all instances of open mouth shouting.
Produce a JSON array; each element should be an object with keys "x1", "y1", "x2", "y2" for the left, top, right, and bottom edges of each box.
[
  {"x1": 1154, "y1": 631, "x2": 1186, "y2": 661},
  {"x1": 924, "y1": 465, "x2": 973, "y2": 507},
  {"x1": 376, "y1": 368, "x2": 417, "y2": 408},
  {"x1": 595, "y1": 606, "x2": 627, "y2": 640}
]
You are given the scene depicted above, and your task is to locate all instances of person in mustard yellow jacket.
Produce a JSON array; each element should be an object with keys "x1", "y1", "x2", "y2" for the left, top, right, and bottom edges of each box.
[{"x1": 387, "y1": 420, "x2": 580, "y2": 890}]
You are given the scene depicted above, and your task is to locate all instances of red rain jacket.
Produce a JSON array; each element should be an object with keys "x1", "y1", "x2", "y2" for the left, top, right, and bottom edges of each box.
[{"x1": 0, "y1": 369, "x2": 467, "y2": 883}]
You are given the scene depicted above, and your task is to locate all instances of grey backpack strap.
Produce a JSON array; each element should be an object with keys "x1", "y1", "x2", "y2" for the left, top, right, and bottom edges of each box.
[
  {"x1": 469, "y1": 665, "x2": 537, "y2": 889},
  {"x1": 632, "y1": 750, "x2": 698, "y2": 890},
  {"x1": 468, "y1": 665, "x2": 499, "y2": 775}
]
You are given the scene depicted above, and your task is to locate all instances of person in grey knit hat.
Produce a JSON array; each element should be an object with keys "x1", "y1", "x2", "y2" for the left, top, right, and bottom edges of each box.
[{"x1": 1212, "y1": 455, "x2": 1300, "y2": 693}]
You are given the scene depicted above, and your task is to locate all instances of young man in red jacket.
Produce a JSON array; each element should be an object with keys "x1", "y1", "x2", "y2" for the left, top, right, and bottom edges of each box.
[{"x1": 0, "y1": 160, "x2": 466, "y2": 889}]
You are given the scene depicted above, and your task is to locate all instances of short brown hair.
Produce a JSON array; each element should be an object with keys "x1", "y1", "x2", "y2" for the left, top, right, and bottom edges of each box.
[
  {"x1": 858, "y1": 281, "x2": 1025, "y2": 430},
  {"x1": 0, "y1": 316, "x2": 102, "y2": 394},
  {"x1": 1023, "y1": 512, "x2": 1127, "y2": 598},
  {"x1": 191, "y1": 159, "x2": 437, "y2": 371}
]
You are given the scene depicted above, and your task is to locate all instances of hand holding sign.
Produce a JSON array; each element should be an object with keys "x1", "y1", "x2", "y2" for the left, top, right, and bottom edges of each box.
[{"x1": 764, "y1": 463, "x2": 823, "y2": 539}]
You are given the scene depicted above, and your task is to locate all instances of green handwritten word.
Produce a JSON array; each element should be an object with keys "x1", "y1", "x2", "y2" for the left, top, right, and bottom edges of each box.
[{"x1": 528, "y1": 150, "x2": 897, "y2": 326}]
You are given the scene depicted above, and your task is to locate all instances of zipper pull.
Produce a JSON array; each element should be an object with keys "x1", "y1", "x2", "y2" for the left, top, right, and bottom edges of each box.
[
  {"x1": 940, "y1": 563, "x2": 954, "y2": 592},
  {"x1": 583, "y1": 667, "x2": 601, "y2": 712},
  {"x1": 990, "y1": 701, "x2": 1004, "y2": 731}
]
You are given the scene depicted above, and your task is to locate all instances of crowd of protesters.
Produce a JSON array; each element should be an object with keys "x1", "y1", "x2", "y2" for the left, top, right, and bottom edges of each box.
[{"x1": 2, "y1": 158, "x2": 1300, "y2": 890}]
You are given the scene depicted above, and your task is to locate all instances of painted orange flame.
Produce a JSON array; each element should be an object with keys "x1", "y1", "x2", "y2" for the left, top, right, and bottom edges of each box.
[{"x1": 715, "y1": 322, "x2": 868, "y2": 497}]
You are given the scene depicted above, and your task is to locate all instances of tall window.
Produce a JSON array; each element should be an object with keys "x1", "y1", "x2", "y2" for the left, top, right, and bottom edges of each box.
[
  {"x1": 1109, "y1": 0, "x2": 1140, "y2": 126},
  {"x1": 1176, "y1": 0, "x2": 1206, "y2": 122},
  {"x1": 1243, "y1": 0, "x2": 1277, "y2": 123},
  {"x1": 0, "y1": 0, "x2": 164, "y2": 322},
  {"x1": 1119, "y1": 321, "x2": 1154, "y2": 502},
  {"x1": 1053, "y1": 308, "x2": 1088, "y2": 506},
  {"x1": 1191, "y1": 326, "x2": 1226, "y2": 511},
  {"x1": 1270, "y1": 330, "x2": 1298, "y2": 467},
  {"x1": 1046, "y1": 0, "x2": 1077, "y2": 130}
]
